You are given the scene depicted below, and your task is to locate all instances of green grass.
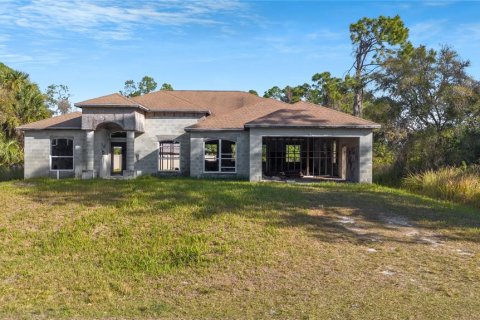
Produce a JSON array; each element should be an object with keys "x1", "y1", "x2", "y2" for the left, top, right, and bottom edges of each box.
[{"x1": 0, "y1": 177, "x2": 479, "y2": 319}]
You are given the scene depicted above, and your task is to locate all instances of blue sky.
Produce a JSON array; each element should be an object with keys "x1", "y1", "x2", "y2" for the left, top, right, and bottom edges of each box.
[{"x1": 1, "y1": 0, "x2": 480, "y2": 103}]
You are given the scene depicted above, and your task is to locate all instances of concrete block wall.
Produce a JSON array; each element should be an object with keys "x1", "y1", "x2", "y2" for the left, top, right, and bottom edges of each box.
[
  {"x1": 81, "y1": 107, "x2": 145, "y2": 132},
  {"x1": 338, "y1": 137, "x2": 359, "y2": 182},
  {"x1": 24, "y1": 130, "x2": 86, "y2": 179},
  {"x1": 359, "y1": 132, "x2": 373, "y2": 183},
  {"x1": 134, "y1": 116, "x2": 201, "y2": 175},
  {"x1": 249, "y1": 128, "x2": 374, "y2": 183},
  {"x1": 93, "y1": 129, "x2": 110, "y2": 178},
  {"x1": 190, "y1": 131, "x2": 250, "y2": 179}
]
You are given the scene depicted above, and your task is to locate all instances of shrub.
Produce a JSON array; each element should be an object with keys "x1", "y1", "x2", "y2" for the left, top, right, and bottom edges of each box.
[
  {"x1": 402, "y1": 165, "x2": 480, "y2": 208},
  {"x1": 0, "y1": 166, "x2": 23, "y2": 181}
]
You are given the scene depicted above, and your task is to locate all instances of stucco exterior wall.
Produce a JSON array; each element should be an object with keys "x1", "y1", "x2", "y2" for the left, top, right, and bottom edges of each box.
[
  {"x1": 133, "y1": 115, "x2": 202, "y2": 175},
  {"x1": 24, "y1": 130, "x2": 86, "y2": 179},
  {"x1": 189, "y1": 130, "x2": 250, "y2": 179},
  {"x1": 248, "y1": 127, "x2": 373, "y2": 183}
]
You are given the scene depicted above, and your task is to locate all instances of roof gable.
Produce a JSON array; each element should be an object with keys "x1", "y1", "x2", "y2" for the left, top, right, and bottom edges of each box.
[{"x1": 75, "y1": 93, "x2": 145, "y2": 109}]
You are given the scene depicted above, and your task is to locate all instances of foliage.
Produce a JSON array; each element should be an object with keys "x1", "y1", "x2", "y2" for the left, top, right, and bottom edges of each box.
[
  {"x1": 120, "y1": 76, "x2": 159, "y2": 97},
  {"x1": 311, "y1": 72, "x2": 356, "y2": 113},
  {"x1": 159, "y1": 82, "x2": 173, "y2": 91},
  {"x1": 263, "y1": 74, "x2": 357, "y2": 112},
  {"x1": 248, "y1": 89, "x2": 258, "y2": 96},
  {"x1": 0, "y1": 165, "x2": 22, "y2": 181},
  {"x1": 371, "y1": 45, "x2": 480, "y2": 174},
  {"x1": 45, "y1": 84, "x2": 72, "y2": 115},
  {"x1": 263, "y1": 84, "x2": 310, "y2": 103},
  {"x1": 0, "y1": 132, "x2": 23, "y2": 167},
  {"x1": 0, "y1": 62, "x2": 51, "y2": 140},
  {"x1": 402, "y1": 165, "x2": 480, "y2": 208},
  {"x1": 349, "y1": 15, "x2": 410, "y2": 116},
  {"x1": 375, "y1": 45, "x2": 478, "y2": 131}
]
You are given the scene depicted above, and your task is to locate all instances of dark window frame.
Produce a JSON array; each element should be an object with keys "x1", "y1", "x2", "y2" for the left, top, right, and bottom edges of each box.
[
  {"x1": 203, "y1": 139, "x2": 236, "y2": 173},
  {"x1": 158, "y1": 140, "x2": 181, "y2": 172},
  {"x1": 50, "y1": 138, "x2": 74, "y2": 171}
]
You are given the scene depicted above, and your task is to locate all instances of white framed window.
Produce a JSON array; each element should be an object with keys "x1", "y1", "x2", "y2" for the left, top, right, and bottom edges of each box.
[
  {"x1": 204, "y1": 139, "x2": 236, "y2": 173},
  {"x1": 50, "y1": 138, "x2": 74, "y2": 170},
  {"x1": 159, "y1": 141, "x2": 180, "y2": 171}
]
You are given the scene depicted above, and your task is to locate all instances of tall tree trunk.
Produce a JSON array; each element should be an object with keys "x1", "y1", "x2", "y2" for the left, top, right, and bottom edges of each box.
[
  {"x1": 353, "y1": 47, "x2": 364, "y2": 117},
  {"x1": 353, "y1": 88, "x2": 363, "y2": 117}
]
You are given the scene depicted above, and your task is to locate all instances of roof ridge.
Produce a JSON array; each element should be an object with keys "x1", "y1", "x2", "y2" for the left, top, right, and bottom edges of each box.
[
  {"x1": 161, "y1": 89, "x2": 248, "y2": 93},
  {"x1": 161, "y1": 90, "x2": 204, "y2": 108},
  {"x1": 294, "y1": 101, "x2": 379, "y2": 125}
]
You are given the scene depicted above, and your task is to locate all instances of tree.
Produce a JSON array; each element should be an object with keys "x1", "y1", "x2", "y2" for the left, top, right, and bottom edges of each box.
[
  {"x1": 160, "y1": 83, "x2": 173, "y2": 91},
  {"x1": 263, "y1": 84, "x2": 311, "y2": 104},
  {"x1": 0, "y1": 62, "x2": 50, "y2": 166},
  {"x1": 349, "y1": 15, "x2": 410, "y2": 117},
  {"x1": 372, "y1": 45, "x2": 480, "y2": 171},
  {"x1": 138, "y1": 76, "x2": 157, "y2": 95},
  {"x1": 0, "y1": 63, "x2": 51, "y2": 140},
  {"x1": 120, "y1": 76, "x2": 160, "y2": 97},
  {"x1": 375, "y1": 45, "x2": 478, "y2": 132},
  {"x1": 0, "y1": 132, "x2": 22, "y2": 167},
  {"x1": 45, "y1": 84, "x2": 71, "y2": 115},
  {"x1": 311, "y1": 72, "x2": 355, "y2": 112},
  {"x1": 248, "y1": 89, "x2": 258, "y2": 96}
]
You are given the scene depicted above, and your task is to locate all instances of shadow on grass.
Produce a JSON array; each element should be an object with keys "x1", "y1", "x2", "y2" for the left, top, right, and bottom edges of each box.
[{"x1": 17, "y1": 176, "x2": 480, "y2": 244}]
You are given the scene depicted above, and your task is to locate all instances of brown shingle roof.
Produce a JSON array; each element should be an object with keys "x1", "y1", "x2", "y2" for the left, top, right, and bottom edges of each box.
[
  {"x1": 75, "y1": 90, "x2": 265, "y2": 115},
  {"x1": 75, "y1": 93, "x2": 147, "y2": 109},
  {"x1": 186, "y1": 100, "x2": 380, "y2": 131},
  {"x1": 130, "y1": 90, "x2": 208, "y2": 113},
  {"x1": 246, "y1": 101, "x2": 381, "y2": 128},
  {"x1": 162, "y1": 90, "x2": 263, "y2": 115},
  {"x1": 17, "y1": 112, "x2": 82, "y2": 130}
]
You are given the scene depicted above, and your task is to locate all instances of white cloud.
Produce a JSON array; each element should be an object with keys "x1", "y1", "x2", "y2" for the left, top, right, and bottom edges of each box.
[
  {"x1": 306, "y1": 29, "x2": 345, "y2": 41},
  {"x1": 422, "y1": 1, "x2": 456, "y2": 7},
  {"x1": 1, "y1": 0, "x2": 247, "y2": 41},
  {"x1": 409, "y1": 20, "x2": 447, "y2": 43}
]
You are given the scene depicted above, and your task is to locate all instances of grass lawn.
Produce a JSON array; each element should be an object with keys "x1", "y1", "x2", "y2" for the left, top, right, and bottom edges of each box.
[{"x1": 0, "y1": 177, "x2": 479, "y2": 319}]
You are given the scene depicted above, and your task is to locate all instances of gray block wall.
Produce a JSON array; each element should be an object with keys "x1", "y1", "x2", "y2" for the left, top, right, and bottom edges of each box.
[
  {"x1": 190, "y1": 130, "x2": 250, "y2": 179},
  {"x1": 133, "y1": 116, "x2": 201, "y2": 175},
  {"x1": 93, "y1": 129, "x2": 110, "y2": 178},
  {"x1": 24, "y1": 130, "x2": 86, "y2": 179},
  {"x1": 81, "y1": 107, "x2": 145, "y2": 132},
  {"x1": 248, "y1": 128, "x2": 374, "y2": 183}
]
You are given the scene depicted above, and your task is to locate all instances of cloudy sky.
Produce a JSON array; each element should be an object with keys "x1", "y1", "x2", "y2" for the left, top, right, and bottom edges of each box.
[{"x1": 1, "y1": 0, "x2": 479, "y2": 103}]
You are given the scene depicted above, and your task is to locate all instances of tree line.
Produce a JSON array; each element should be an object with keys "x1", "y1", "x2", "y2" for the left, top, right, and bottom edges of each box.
[
  {"x1": 1, "y1": 15, "x2": 479, "y2": 182},
  {"x1": 258, "y1": 15, "x2": 480, "y2": 181}
]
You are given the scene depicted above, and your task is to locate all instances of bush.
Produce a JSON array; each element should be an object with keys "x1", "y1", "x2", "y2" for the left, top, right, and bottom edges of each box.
[
  {"x1": 373, "y1": 163, "x2": 403, "y2": 187},
  {"x1": 0, "y1": 166, "x2": 23, "y2": 181},
  {"x1": 402, "y1": 165, "x2": 480, "y2": 208}
]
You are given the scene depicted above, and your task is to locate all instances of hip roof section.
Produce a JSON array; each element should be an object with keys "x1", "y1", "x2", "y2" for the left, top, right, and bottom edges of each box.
[
  {"x1": 17, "y1": 112, "x2": 82, "y2": 130},
  {"x1": 20, "y1": 90, "x2": 381, "y2": 131}
]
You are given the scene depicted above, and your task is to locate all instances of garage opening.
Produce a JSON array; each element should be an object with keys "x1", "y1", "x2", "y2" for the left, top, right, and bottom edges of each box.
[{"x1": 262, "y1": 137, "x2": 340, "y2": 179}]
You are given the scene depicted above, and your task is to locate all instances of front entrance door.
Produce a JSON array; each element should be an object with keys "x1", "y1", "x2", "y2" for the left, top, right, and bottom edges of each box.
[{"x1": 111, "y1": 142, "x2": 126, "y2": 175}]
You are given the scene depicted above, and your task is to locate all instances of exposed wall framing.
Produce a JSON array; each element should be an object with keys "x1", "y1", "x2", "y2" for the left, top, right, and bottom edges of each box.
[{"x1": 262, "y1": 137, "x2": 339, "y2": 177}]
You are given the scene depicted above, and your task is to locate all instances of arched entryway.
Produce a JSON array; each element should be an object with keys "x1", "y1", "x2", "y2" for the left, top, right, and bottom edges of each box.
[{"x1": 85, "y1": 122, "x2": 135, "y2": 178}]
